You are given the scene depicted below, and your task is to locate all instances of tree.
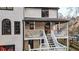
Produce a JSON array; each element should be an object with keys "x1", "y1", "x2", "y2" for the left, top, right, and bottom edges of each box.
[
  {"x1": 66, "y1": 7, "x2": 79, "y2": 17},
  {"x1": 58, "y1": 13, "x2": 64, "y2": 19}
]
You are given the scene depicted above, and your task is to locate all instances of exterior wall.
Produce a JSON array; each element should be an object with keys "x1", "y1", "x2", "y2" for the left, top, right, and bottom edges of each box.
[
  {"x1": 24, "y1": 40, "x2": 29, "y2": 50},
  {"x1": 0, "y1": 7, "x2": 24, "y2": 51},
  {"x1": 33, "y1": 40, "x2": 40, "y2": 48},
  {"x1": 25, "y1": 24, "x2": 30, "y2": 30},
  {"x1": 35, "y1": 22, "x2": 45, "y2": 29},
  {"x1": 49, "y1": 9, "x2": 58, "y2": 18},
  {"x1": 24, "y1": 40, "x2": 40, "y2": 50},
  {"x1": 24, "y1": 8, "x2": 58, "y2": 18},
  {"x1": 24, "y1": 8, "x2": 41, "y2": 18}
]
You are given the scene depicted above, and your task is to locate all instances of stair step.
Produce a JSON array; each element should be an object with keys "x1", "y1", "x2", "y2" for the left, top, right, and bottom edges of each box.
[
  {"x1": 47, "y1": 35, "x2": 55, "y2": 47},
  {"x1": 49, "y1": 44, "x2": 54, "y2": 45},
  {"x1": 49, "y1": 45, "x2": 55, "y2": 47},
  {"x1": 48, "y1": 42, "x2": 54, "y2": 44},
  {"x1": 49, "y1": 43, "x2": 54, "y2": 44}
]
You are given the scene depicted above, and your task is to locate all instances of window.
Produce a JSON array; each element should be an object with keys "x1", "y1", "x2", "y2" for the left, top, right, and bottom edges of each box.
[
  {"x1": 0, "y1": 7, "x2": 13, "y2": 10},
  {"x1": 41, "y1": 8, "x2": 49, "y2": 17},
  {"x1": 29, "y1": 22, "x2": 34, "y2": 30},
  {"x1": 2, "y1": 19, "x2": 11, "y2": 35},
  {"x1": 14, "y1": 21, "x2": 20, "y2": 34}
]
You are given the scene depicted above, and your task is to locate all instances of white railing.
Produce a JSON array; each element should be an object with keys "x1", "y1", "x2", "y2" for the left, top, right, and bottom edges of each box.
[
  {"x1": 54, "y1": 29, "x2": 67, "y2": 37},
  {"x1": 25, "y1": 29, "x2": 44, "y2": 38},
  {"x1": 29, "y1": 47, "x2": 67, "y2": 51},
  {"x1": 51, "y1": 30, "x2": 66, "y2": 50},
  {"x1": 40, "y1": 43, "x2": 49, "y2": 48},
  {"x1": 42, "y1": 30, "x2": 49, "y2": 48}
]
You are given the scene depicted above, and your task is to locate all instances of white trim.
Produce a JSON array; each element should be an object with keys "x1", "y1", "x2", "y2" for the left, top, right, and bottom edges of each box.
[
  {"x1": 58, "y1": 22, "x2": 60, "y2": 30},
  {"x1": 56, "y1": 37, "x2": 68, "y2": 39},
  {"x1": 30, "y1": 47, "x2": 66, "y2": 51},
  {"x1": 34, "y1": 21, "x2": 35, "y2": 30},
  {"x1": 50, "y1": 22, "x2": 52, "y2": 30},
  {"x1": 24, "y1": 38, "x2": 43, "y2": 40}
]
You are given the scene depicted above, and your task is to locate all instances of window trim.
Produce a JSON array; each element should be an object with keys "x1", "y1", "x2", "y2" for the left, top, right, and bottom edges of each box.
[{"x1": 2, "y1": 19, "x2": 11, "y2": 35}]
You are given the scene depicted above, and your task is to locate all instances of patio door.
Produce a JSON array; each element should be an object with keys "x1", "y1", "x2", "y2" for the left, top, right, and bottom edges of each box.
[{"x1": 45, "y1": 22, "x2": 50, "y2": 35}]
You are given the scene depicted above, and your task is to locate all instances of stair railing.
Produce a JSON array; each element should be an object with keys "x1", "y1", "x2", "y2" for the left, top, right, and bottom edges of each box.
[
  {"x1": 42, "y1": 30, "x2": 49, "y2": 48},
  {"x1": 51, "y1": 30, "x2": 66, "y2": 48}
]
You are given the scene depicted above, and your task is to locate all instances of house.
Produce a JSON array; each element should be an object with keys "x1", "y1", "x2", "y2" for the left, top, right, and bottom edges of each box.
[
  {"x1": 0, "y1": 7, "x2": 69, "y2": 51},
  {"x1": 23, "y1": 7, "x2": 69, "y2": 51},
  {"x1": 0, "y1": 7, "x2": 23, "y2": 51}
]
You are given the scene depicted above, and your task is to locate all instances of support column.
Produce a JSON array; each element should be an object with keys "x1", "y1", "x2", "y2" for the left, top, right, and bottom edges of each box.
[
  {"x1": 22, "y1": 20, "x2": 25, "y2": 51},
  {"x1": 34, "y1": 21, "x2": 35, "y2": 30},
  {"x1": 40, "y1": 39, "x2": 41, "y2": 51},
  {"x1": 67, "y1": 22, "x2": 69, "y2": 51},
  {"x1": 50, "y1": 22, "x2": 52, "y2": 32},
  {"x1": 58, "y1": 22, "x2": 60, "y2": 30}
]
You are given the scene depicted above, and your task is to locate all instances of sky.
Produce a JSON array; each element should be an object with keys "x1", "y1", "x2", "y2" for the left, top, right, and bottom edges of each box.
[
  {"x1": 58, "y1": 7, "x2": 79, "y2": 17},
  {"x1": 58, "y1": 7, "x2": 68, "y2": 17}
]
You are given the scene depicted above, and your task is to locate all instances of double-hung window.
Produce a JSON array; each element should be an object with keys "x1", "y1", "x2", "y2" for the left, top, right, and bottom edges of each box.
[{"x1": 14, "y1": 21, "x2": 20, "y2": 34}]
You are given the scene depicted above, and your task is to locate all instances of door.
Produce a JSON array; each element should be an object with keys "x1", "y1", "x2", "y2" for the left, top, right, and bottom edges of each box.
[
  {"x1": 28, "y1": 40, "x2": 33, "y2": 49},
  {"x1": 45, "y1": 22, "x2": 50, "y2": 35}
]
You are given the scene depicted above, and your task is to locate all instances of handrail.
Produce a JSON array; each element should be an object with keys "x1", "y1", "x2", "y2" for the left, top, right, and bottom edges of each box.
[
  {"x1": 42, "y1": 30, "x2": 49, "y2": 48},
  {"x1": 51, "y1": 30, "x2": 66, "y2": 48},
  {"x1": 54, "y1": 29, "x2": 67, "y2": 37},
  {"x1": 25, "y1": 29, "x2": 44, "y2": 38}
]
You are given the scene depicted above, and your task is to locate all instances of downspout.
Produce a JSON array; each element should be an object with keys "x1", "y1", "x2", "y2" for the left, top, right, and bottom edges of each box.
[
  {"x1": 22, "y1": 7, "x2": 25, "y2": 51},
  {"x1": 22, "y1": 20, "x2": 24, "y2": 51}
]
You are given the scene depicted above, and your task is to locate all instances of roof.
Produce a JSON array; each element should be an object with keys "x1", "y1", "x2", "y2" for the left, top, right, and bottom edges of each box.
[
  {"x1": 24, "y1": 17, "x2": 70, "y2": 22},
  {"x1": 24, "y1": 7, "x2": 59, "y2": 9}
]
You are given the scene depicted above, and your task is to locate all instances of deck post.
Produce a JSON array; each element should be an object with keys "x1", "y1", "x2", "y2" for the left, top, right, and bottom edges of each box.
[
  {"x1": 23, "y1": 20, "x2": 26, "y2": 51},
  {"x1": 67, "y1": 22, "x2": 69, "y2": 51},
  {"x1": 59, "y1": 22, "x2": 61, "y2": 30},
  {"x1": 50, "y1": 22, "x2": 52, "y2": 31},
  {"x1": 40, "y1": 39, "x2": 41, "y2": 51},
  {"x1": 34, "y1": 21, "x2": 35, "y2": 30}
]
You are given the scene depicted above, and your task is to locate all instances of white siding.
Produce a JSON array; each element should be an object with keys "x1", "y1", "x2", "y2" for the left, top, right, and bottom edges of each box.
[
  {"x1": 24, "y1": 8, "x2": 58, "y2": 18},
  {"x1": 49, "y1": 9, "x2": 57, "y2": 18},
  {"x1": 0, "y1": 7, "x2": 24, "y2": 51},
  {"x1": 24, "y1": 8, "x2": 41, "y2": 18}
]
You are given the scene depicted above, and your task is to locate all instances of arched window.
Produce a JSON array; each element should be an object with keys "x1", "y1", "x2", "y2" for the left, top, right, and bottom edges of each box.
[{"x1": 2, "y1": 19, "x2": 11, "y2": 35}]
